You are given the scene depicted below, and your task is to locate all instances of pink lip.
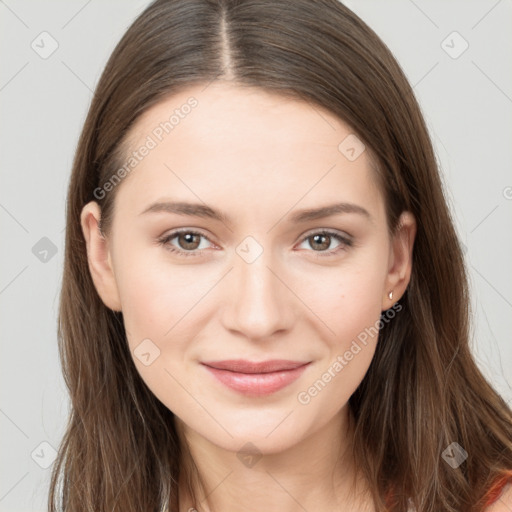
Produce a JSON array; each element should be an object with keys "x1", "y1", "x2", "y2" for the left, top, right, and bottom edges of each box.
[{"x1": 201, "y1": 359, "x2": 310, "y2": 396}]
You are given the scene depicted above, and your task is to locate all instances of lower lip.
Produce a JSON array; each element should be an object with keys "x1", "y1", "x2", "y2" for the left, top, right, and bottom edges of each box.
[{"x1": 202, "y1": 363, "x2": 310, "y2": 396}]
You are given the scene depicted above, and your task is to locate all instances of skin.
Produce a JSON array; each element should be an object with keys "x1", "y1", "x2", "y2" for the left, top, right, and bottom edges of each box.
[{"x1": 81, "y1": 81, "x2": 416, "y2": 512}]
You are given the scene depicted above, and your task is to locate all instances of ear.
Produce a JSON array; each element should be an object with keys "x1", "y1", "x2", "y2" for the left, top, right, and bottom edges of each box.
[
  {"x1": 382, "y1": 211, "x2": 416, "y2": 311},
  {"x1": 80, "y1": 201, "x2": 122, "y2": 312}
]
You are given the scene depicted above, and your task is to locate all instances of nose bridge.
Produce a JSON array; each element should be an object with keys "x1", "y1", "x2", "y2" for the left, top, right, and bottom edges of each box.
[{"x1": 221, "y1": 239, "x2": 292, "y2": 339}]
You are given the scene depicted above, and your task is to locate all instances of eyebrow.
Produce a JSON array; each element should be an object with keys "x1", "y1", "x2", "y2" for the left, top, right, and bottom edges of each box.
[
  {"x1": 289, "y1": 203, "x2": 371, "y2": 223},
  {"x1": 139, "y1": 201, "x2": 229, "y2": 223},
  {"x1": 139, "y1": 200, "x2": 372, "y2": 224}
]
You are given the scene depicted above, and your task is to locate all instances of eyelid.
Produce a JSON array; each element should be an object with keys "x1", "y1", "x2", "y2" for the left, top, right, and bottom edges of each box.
[{"x1": 300, "y1": 227, "x2": 352, "y2": 241}]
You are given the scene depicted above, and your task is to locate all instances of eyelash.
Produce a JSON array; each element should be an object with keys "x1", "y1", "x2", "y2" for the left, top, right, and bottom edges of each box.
[{"x1": 157, "y1": 228, "x2": 353, "y2": 259}]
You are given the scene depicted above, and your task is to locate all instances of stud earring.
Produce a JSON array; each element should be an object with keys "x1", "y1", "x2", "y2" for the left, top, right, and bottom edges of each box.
[{"x1": 388, "y1": 291, "x2": 393, "y2": 300}]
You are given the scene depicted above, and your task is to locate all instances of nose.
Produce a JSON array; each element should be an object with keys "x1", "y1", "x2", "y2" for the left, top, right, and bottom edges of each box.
[{"x1": 220, "y1": 247, "x2": 295, "y2": 341}]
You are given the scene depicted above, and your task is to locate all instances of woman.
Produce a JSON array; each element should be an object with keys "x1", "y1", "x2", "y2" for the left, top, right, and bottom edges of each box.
[{"x1": 50, "y1": 0, "x2": 512, "y2": 511}]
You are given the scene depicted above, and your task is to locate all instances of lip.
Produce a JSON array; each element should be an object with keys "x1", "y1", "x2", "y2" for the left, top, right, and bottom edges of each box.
[
  {"x1": 202, "y1": 359, "x2": 309, "y2": 373},
  {"x1": 201, "y1": 359, "x2": 311, "y2": 396}
]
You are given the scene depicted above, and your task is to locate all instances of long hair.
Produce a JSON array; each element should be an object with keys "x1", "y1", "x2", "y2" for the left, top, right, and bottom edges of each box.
[{"x1": 50, "y1": 1, "x2": 512, "y2": 511}]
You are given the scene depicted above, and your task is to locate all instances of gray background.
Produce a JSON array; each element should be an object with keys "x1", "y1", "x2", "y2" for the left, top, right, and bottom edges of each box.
[{"x1": 1, "y1": 1, "x2": 511, "y2": 510}]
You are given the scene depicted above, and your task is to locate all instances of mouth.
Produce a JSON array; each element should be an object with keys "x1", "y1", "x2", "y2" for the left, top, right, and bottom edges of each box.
[{"x1": 201, "y1": 359, "x2": 311, "y2": 396}]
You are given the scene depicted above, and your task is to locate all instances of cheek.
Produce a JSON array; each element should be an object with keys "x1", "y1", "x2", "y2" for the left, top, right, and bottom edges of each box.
[
  {"x1": 111, "y1": 226, "x2": 196, "y2": 320},
  {"x1": 112, "y1": 250, "x2": 212, "y2": 411},
  {"x1": 112, "y1": 245, "x2": 219, "y2": 373},
  {"x1": 291, "y1": 254, "x2": 387, "y2": 403},
  {"x1": 295, "y1": 252, "x2": 387, "y2": 345}
]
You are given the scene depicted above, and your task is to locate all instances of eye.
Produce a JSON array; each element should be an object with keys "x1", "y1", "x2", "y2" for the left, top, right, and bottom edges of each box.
[
  {"x1": 157, "y1": 229, "x2": 214, "y2": 257},
  {"x1": 296, "y1": 230, "x2": 352, "y2": 257}
]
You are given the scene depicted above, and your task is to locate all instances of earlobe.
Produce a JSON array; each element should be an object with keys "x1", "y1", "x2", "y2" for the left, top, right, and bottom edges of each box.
[
  {"x1": 80, "y1": 201, "x2": 122, "y2": 312},
  {"x1": 382, "y1": 211, "x2": 416, "y2": 310}
]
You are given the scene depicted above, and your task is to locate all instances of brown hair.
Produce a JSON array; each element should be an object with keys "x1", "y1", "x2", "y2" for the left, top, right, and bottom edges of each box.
[{"x1": 50, "y1": 0, "x2": 512, "y2": 511}]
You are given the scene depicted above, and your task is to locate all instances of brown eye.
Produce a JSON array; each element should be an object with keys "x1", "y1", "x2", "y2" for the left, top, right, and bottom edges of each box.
[
  {"x1": 176, "y1": 232, "x2": 201, "y2": 250},
  {"x1": 297, "y1": 230, "x2": 353, "y2": 256},
  {"x1": 158, "y1": 229, "x2": 213, "y2": 257},
  {"x1": 308, "y1": 233, "x2": 332, "y2": 251}
]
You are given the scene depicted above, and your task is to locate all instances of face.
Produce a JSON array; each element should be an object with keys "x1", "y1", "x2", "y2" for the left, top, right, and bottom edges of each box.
[{"x1": 81, "y1": 82, "x2": 415, "y2": 455}]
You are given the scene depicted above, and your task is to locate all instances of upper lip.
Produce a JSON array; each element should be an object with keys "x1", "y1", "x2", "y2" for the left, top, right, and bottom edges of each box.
[{"x1": 201, "y1": 359, "x2": 310, "y2": 374}]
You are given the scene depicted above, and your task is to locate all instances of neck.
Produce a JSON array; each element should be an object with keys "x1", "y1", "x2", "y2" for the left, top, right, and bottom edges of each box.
[{"x1": 175, "y1": 405, "x2": 374, "y2": 512}]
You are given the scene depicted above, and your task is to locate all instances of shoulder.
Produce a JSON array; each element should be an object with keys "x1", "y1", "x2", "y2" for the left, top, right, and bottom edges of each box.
[{"x1": 483, "y1": 482, "x2": 512, "y2": 512}]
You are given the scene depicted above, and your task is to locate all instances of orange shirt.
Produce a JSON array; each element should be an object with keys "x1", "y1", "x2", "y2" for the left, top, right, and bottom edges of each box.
[
  {"x1": 384, "y1": 471, "x2": 512, "y2": 511},
  {"x1": 482, "y1": 471, "x2": 512, "y2": 509}
]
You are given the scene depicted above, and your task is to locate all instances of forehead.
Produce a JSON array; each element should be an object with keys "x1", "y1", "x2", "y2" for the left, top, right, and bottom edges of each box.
[
  {"x1": 128, "y1": 82, "x2": 365, "y2": 160},
  {"x1": 115, "y1": 81, "x2": 384, "y2": 223}
]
